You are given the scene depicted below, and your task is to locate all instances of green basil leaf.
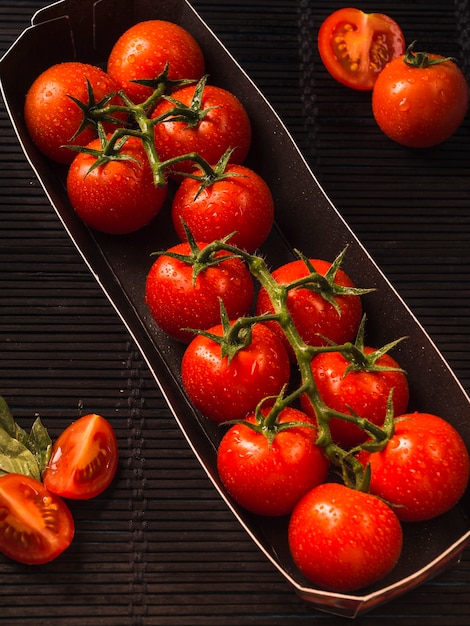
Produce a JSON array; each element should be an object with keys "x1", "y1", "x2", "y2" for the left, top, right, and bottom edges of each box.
[
  {"x1": 0, "y1": 395, "x2": 16, "y2": 438},
  {"x1": 27, "y1": 417, "x2": 52, "y2": 475},
  {"x1": 0, "y1": 429, "x2": 41, "y2": 480}
]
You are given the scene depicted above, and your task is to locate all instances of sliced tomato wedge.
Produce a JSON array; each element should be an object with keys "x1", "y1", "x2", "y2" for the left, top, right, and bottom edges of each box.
[
  {"x1": 43, "y1": 413, "x2": 118, "y2": 500},
  {"x1": 318, "y1": 8, "x2": 405, "y2": 90},
  {"x1": 0, "y1": 473, "x2": 74, "y2": 564}
]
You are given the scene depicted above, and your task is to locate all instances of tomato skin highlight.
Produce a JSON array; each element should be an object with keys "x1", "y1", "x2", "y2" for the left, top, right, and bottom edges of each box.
[
  {"x1": 107, "y1": 20, "x2": 205, "y2": 104},
  {"x1": 318, "y1": 8, "x2": 405, "y2": 90},
  {"x1": 288, "y1": 483, "x2": 403, "y2": 592},
  {"x1": 24, "y1": 62, "x2": 125, "y2": 164},
  {"x1": 358, "y1": 412, "x2": 470, "y2": 522},
  {"x1": 0, "y1": 474, "x2": 74, "y2": 565},
  {"x1": 301, "y1": 347, "x2": 409, "y2": 449},
  {"x1": 372, "y1": 53, "x2": 469, "y2": 147},
  {"x1": 152, "y1": 84, "x2": 251, "y2": 178},
  {"x1": 256, "y1": 258, "x2": 363, "y2": 359},
  {"x1": 66, "y1": 135, "x2": 167, "y2": 234},
  {"x1": 145, "y1": 242, "x2": 254, "y2": 343},
  {"x1": 217, "y1": 408, "x2": 329, "y2": 516},
  {"x1": 43, "y1": 414, "x2": 118, "y2": 500},
  {"x1": 181, "y1": 322, "x2": 291, "y2": 425},
  {"x1": 172, "y1": 164, "x2": 274, "y2": 253}
]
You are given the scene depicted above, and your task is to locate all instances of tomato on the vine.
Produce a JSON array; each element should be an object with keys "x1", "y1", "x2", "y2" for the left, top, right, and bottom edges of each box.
[
  {"x1": 0, "y1": 473, "x2": 74, "y2": 564},
  {"x1": 288, "y1": 482, "x2": 403, "y2": 592},
  {"x1": 301, "y1": 346, "x2": 409, "y2": 449},
  {"x1": 107, "y1": 20, "x2": 205, "y2": 104},
  {"x1": 172, "y1": 163, "x2": 274, "y2": 253},
  {"x1": 24, "y1": 62, "x2": 126, "y2": 164},
  {"x1": 43, "y1": 413, "x2": 118, "y2": 500},
  {"x1": 217, "y1": 407, "x2": 329, "y2": 516},
  {"x1": 372, "y1": 44, "x2": 469, "y2": 147},
  {"x1": 181, "y1": 322, "x2": 290, "y2": 425},
  {"x1": 152, "y1": 82, "x2": 251, "y2": 178},
  {"x1": 318, "y1": 8, "x2": 405, "y2": 90},
  {"x1": 145, "y1": 241, "x2": 254, "y2": 343},
  {"x1": 358, "y1": 412, "x2": 470, "y2": 522},
  {"x1": 66, "y1": 135, "x2": 167, "y2": 234},
  {"x1": 255, "y1": 257, "x2": 363, "y2": 358}
]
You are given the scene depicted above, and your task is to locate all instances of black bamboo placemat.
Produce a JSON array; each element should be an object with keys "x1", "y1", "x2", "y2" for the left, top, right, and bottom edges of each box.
[{"x1": 0, "y1": 0, "x2": 469, "y2": 624}]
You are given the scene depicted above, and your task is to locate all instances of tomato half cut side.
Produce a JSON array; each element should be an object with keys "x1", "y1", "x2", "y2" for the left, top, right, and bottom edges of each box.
[
  {"x1": 318, "y1": 8, "x2": 405, "y2": 90},
  {"x1": 43, "y1": 413, "x2": 118, "y2": 500},
  {"x1": 0, "y1": 473, "x2": 74, "y2": 565}
]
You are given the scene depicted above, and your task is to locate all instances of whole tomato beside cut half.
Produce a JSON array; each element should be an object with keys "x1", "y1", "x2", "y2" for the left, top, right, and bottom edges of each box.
[
  {"x1": 181, "y1": 322, "x2": 291, "y2": 425},
  {"x1": 43, "y1": 414, "x2": 118, "y2": 500},
  {"x1": 372, "y1": 44, "x2": 469, "y2": 147},
  {"x1": 145, "y1": 241, "x2": 254, "y2": 343},
  {"x1": 172, "y1": 163, "x2": 274, "y2": 253},
  {"x1": 318, "y1": 8, "x2": 405, "y2": 90},
  {"x1": 152, "y1": 82, "x2": 251, "y2": 178},
  {"x1": 24, "y1": 62, "x2": 126, "y2": 164},
  {"x1": 256, "y1": 257, "x2": 363, "y2": 359},
  {"x1": 0, "y1": 473, "x2": 74, "y2": 565},
  {"x1": 288, "y1": 482, "x2": 403, "y2": 592},
  {"x1": 358, "y1": 412, "x2": 470, "y2": 522},
  {"x1": 66, "y1": 135, "x2": 167, "y2": 234},
  {"x1": 217, "y1": 407, "x2": 329, "y2": 516},
  {"x1": 107, "y1": 20, "x2": 205, "y2": 104},
  {"x1": 301, "y1": 346, "x2": 409, "y2": 449}
]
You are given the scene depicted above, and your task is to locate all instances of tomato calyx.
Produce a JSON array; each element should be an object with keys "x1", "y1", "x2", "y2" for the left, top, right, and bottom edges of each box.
[
  {"x1": 222, "y1": 389, "x2": 316, "y2": 448},
  {"x1": 174, "y1": 147, "x2": 246, "y2": 199},
  {"x1": 129, "y1": 62, "x2": 198, "y2": 104},
  {"x1": 327, "y1": 315, "x2": 407, "y2": 377},
  {"x1": 67, "y1": 78, "x2": 129, "y2": 141},
  {"x1": 151, "y1": 223, "x2": 242, "y2": 284},
  {"x1": 193, "y1": 300, "x2": 281, "y2": 363},
  {"x1": 152, "y1": 74, "x2": 218, "y2": 128},
  {"x1": 66, "y1": 124, "x2": 143, "y2": 175},
  {"x1": 289, "y1": 248, "x2": 373, "y2": 319},
  {"x1": 403, "y1": 40, "x2": 457, "y2": 69}
]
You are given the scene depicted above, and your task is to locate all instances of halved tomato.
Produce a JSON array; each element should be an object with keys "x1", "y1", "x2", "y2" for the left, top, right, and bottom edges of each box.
[
  {"x1": 43, "y1": 414, "x2": 118, "y2": 500},
  {"x1": 0, "y1": 473, "x2": 74, "y2": 564},
  {"x1": 318, "y1": 8, "x2": 405, "y2": 90}
]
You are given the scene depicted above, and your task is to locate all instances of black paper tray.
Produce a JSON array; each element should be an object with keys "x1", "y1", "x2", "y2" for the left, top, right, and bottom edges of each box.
[{"x1": 1, "y1": 0, "x2": 470, "y2": 617}]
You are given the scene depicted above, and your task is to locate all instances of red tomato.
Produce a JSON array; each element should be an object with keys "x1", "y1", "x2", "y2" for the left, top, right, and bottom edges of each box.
[
  {"x1": 43, "y1": 414, "x2": 118, "y2": 500},
  {"x1": 0, "y1": 473, "x2": 74, "y2": 564},
  {"x1": 372, "y1": 46, "x2": 469, "y2": 147},
  {"x1": 217, "y1": 407, "x2": 329, "y2": 516},
  {"x1": 358, "y1": 412, "x2": 470, "y2": 522},
  {"x1": 255, "y1": 258, "x2": 363, "y2": 359},
  {"x1": 145, "y1": 241, "x2": 254, "y2": 343},
  {"x1": 301, "y1": 347, "x2": 409, "y2": 449},
  {"x1": 66, "y1": 135, "x2": 167, "y2": 234},
  {"x1": 107, "y1": 20, "x2": 205, "y2": 104},
  {"x1": 181, "y1": 322, "x2": 291, "y2": 425},
  {"x1": 152, "y1": 83, "x2": 251, "y2": 178},
  {"x1": 318, "y1": 8, "x2": 405, "y2": 90},
  {"x1": 24, "y1": 62, "x2": 126, "y2": 164},
  {"x1": 172, "y1": 164, "x2": 274, "y2": 252},
  {"x1": 288, "y1": 482, "x2": 403, "y2": 591}
]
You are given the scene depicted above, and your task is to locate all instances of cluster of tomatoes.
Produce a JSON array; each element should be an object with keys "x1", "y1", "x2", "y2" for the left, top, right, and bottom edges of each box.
[
  {"x1": 318, "y1": 7, "x2": 469, "y2": 148},
  {"x1": 21, "y1": 15, "x2": 470, "y2": 593},
  {"x1": 24, "y1": 20, "x2": 272, "y2": 243},
  {"x1": 0, "y1": 409, "x2": 118, "y2": 565}
]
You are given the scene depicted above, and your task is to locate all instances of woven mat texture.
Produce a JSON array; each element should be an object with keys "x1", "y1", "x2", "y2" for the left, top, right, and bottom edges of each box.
[{"x1": 1, "y1": 0, "x2": 470, "y2": 624}]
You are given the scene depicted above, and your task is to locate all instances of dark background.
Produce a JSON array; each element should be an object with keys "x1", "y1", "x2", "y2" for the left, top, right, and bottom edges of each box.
[{"x1": 0, "y1": 0, "x2": 469, "y2": 624}]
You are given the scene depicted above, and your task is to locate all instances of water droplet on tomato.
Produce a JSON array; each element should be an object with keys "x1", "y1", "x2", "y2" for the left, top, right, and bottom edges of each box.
[
  {"x1": 399, "y1": 98, "x2": 410, "y2": 112},
  {"x1": 439, "y1": 90, "x2": 448, "y2": 103}
]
